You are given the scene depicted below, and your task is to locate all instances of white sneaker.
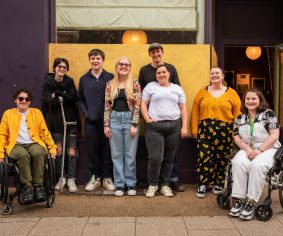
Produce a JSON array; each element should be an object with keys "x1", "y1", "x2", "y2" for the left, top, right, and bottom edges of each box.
[
  {"x1": 160, "y1": 186, "x2": 174, "y2": 197},
  {"x1": 146, "y1": 185, "x2": 158, "y2": 198},
  {"x1": 114, "y1": 187, "x2": 124, "y2": 196},
  {"x1": 67, "y1": 178, "x2": 77, "y2": 193},
  {"x1": 103, "y1": 178, "x2": 115, "y2": 191},
  {"x1": 55, "y1": 177, "x2": 66, "y2": 191},
  {"x1": 127, "y1": 187, "x2": 136, "y2": 196},
  {"x1": 85, "y1": 175, "x2": 101, "y2": 191}
]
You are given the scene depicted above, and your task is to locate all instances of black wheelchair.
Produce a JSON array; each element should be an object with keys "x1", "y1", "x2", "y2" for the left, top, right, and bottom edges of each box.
[
  {"x1": 217, "y1": 145, "x2": 283, "y2": 221},
  {"x1": 0, "y1": 153, "x2": 56, "y2": 215}
]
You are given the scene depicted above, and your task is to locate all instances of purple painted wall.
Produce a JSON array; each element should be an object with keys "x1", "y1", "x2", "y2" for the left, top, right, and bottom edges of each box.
[{"x1": 0, "y1": 0, "x2": 55, "y2": 115}]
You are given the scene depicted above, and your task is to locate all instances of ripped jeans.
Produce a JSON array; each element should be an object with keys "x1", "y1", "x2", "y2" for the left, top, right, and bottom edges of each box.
[{"x1": 52, "y1": 131, "x2": 77, "y2": 179}]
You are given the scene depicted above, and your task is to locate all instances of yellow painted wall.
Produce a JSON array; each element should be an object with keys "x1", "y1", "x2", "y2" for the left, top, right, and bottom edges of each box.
[{"x1": 49, "y1": 44, "x2": 214, "y2": 135}]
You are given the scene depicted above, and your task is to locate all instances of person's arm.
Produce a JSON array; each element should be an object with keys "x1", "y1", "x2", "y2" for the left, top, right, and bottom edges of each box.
[
  {"x1": 77, "y1": 78, "x2": 88, "y2": 118},
  {"x1": 104, "y1": 82, "x2": 112, "y2": 139},
  {"x1": 130, "y1": 80, "x2": 141, "y2": 137},
  {"x1": 171, "y1": 66, "x2": 181, "y2": 86},
  {"x1": 38, "y1": 110, "x2": 57, "y2": 158},
  {"x1": 141, "y1": 100, "x2": 154, "y2": 123},
  {"x1": 178, "y1": 103, "x2": 187, "y2": 138},
  {"x1": 190, "y1": 90, "x2": 201, "y2": 138},
  {"x1": 231, "y1": 90, "x2": 242, "y2": 120},
  {"x1": 55, "y1": 78, "x2": 77, "y2": 104},
  {"x1": 138, "y1": 68, "x2": 145, "y2": 90},
  {"x1": 257, "y1": 128, "x2": 280, "y2": 151},
  {"x1": 0, "y1": 112, "x2": 9, "y2": 161}
]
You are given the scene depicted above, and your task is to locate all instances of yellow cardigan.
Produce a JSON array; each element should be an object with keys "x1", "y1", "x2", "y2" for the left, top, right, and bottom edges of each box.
[
  {"x1": 0, "y1": 108, "x2": 57, "y2": 159},
  {"x1": 190, "y1": 87, "x2": 241, "y2": 136}
]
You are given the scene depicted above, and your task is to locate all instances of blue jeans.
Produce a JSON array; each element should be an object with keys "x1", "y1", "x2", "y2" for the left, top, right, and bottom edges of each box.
[{"x1": 109, "y1": 111, "x2": 138, "y2": 188}]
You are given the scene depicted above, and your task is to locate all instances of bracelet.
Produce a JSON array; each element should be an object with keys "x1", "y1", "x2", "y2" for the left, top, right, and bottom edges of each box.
[{"x1": 257, "y1": 147, "x2": 263, "y2": 152}]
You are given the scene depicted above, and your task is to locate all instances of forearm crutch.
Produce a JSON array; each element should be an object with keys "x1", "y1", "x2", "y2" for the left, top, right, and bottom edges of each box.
[{"x1": 58, "y1": 96, "x2": 77, "y2": 192}]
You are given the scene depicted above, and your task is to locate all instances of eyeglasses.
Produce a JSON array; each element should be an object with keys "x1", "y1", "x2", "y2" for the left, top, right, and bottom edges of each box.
[
  {"x1": 18, "y1": 96, "x2": 31, "y2": 102},
  {"x1": 57, "y1": 65, "x2": 67, "y2": 70},
  {"x1": 118, "y1": 63, "x2": 131, "y2": 67}
]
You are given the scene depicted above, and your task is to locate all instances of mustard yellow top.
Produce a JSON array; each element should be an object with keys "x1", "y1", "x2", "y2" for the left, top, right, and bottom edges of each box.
[
  {"x1": 0, "y1": 108, "x2": 57, "y2": 159},
  {"x1": 190, "y1": 86, "x2": 241, "y2": 135}
]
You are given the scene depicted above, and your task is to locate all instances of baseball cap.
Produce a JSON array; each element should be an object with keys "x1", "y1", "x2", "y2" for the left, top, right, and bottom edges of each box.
[{"x1": 148, "y1": 42, "x2": 163, "y2": 52}]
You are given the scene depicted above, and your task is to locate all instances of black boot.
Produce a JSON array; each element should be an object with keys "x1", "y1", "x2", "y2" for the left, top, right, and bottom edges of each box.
[
  {"x1": 170, "y1": 181, "x2": 185, "y2": 192},
  {"x1": 34, "y1": 186, "x2": 47, "y2": 202},
  {"x1": 21, "y1": 187, "x2": 34, "y2": 205}
]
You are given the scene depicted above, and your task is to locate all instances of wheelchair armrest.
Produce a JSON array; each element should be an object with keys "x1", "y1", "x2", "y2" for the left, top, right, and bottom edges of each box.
[{"x1": 273, "y1": 146, "x2": 283, "y2": 162}]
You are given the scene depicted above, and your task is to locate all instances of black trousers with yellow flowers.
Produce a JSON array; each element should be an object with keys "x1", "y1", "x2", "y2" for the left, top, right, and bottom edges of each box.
[{"x1": 196, "y1": 119, "x2": 233, "y2": 187}]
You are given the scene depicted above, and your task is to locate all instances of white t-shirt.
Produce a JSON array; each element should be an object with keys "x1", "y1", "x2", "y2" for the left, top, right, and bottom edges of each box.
[
  {"x1": 16, "y1": 109, "x2": 34, "y2": 144},
  {"x1": 142, "y1": 82, "x2": 186, "y2": 121}
]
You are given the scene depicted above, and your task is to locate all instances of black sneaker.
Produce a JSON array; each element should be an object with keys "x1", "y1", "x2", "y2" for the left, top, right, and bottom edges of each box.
[
  {"x1": 21, "y1": 187, "x2": 34, "y2": 205},
  {"x1": 212, "y1": 185, "x2": 223, "y2": 195},
  {"x1": 196, "y1": 185, "x2": 206, "y2": 198},
  {"x1": 239, "y1": 200, "x2": 256, "y2": 220},
  {"x1": 229, "y1": 198, "x2": 245, "y2": 217},
  {"x1": 34, "y1": 186, "x2": 47, "y2": 202},
  {"x1": 170, "y1": 181, "x2": 185, "y2": 192}
]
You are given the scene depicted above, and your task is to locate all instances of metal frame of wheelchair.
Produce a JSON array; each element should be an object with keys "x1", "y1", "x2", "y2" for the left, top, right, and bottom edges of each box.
[
  {"x1": 217, "y1": 145, "x2": 283, "y2": 221},
  {"x1": 0, "y1": 154, "x2": 56, "y2": 215}
]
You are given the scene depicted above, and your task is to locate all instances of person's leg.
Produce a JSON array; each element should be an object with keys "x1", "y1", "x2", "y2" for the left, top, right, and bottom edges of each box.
[
  {"x1": 213, "y1": 121, "x2": 233, "y2": 190},
  {"x1": 109, "y1": 111, "x2": 125, "y2": 189},
  {"x1": 9, "y1": 144, "x2": 32, "y2": 190},
  {"x1": 145, "y1": 122, "x2": 164, "y2": 186},
  {"x1": 160, "y1": 120, "x2": 181, "y2": 187},
  {"x1": 231, "y1": 150, "x2": 250, "y2": 199},
  {"x1": 27, "y1": 143, "x2": 47, "y2": 187},
  {"x1": 247, "y1": 148, "x2": 276, "y2": 202},
  {"x1": 169, "y1": 153, "x2": 184, "y2": 192},
  {"x1": 100, "y1": 123, "x2": 113, "y2": 179},
  {"x1": 123, "y1": 112, "x2": 138, "y2": 189}
]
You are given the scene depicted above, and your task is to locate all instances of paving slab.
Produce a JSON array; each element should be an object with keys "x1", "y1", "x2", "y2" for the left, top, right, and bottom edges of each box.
[
  {"x1": 0, "y1": 217, "x2": 39, "y2": 236},
  {"x1": 136, "y1": 217, "x2": 188, "y2": 236},
  {"x1": 275, "y1": 213, "x2": 283, "y2": 224},
  {"x1": 82, "y1": 219, "x2": 135, "y2": 236},
  {"x1": 183, "y1": 216, "x2": 235, "y2": 230},
  {"x1": 28, "y1": 217, "x2": 88, "y2": 236},
  {"x1": 188, "y1": 229, "x2": 241, "y2": 236},
  {"x1": 231, "y1": 217, "x2": 283, "y2": 236}
]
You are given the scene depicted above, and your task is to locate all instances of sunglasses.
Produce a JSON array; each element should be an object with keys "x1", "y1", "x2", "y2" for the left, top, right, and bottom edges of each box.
[
  {"x1": 118, "y1": 63, "x2": 131, "y2": 67},
  {"x1": 18, "y1": 96, "x2": 31, "y2": 102},
  {"x1": 57, "y1": 65, "x2": 67, "y2": 70}
]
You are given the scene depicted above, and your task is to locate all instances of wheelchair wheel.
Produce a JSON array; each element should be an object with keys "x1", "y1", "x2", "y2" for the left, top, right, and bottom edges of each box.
[
  {"x1": 279, "y1": 174, "x2": 283, "y2": 208},
  {"x1": 217, "y1": 193, "x2": 231, "y2": 210},
  {"x1": 2, "y1": 204, "x2": 13, "y2": 215},
  {"x1": 254, "y1": 204, "x2": 273, "y2": 221},
  {"x1": 46, "y1": 194, "x2": 55, "y2": 208}
]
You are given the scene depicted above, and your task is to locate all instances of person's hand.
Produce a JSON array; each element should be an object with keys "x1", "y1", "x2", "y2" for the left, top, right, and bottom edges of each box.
[
  {"x1": 130, "y1": 126, "x2": 138, "y2": 137},
  {"x1": 0, "y1": 158, "x2": 4, "y2": 163},
  {"x1": 180, "y1": 127, "x2": 188, "y2": 138},
  {"x1": 104, "y1": 127, "x2": 112, "y2": 139},
  {"x1": 68, "y1": 148, "x2": 76, "y2": 157},
  {"x1": 50, "y1": 153, "x2": 56, "y2": 159},
  {"x1": 146, "y1": 118, "x2": 156, "y2": 123},
  {"x1": 248, "y1": 149, "x2": 262, "y2": 160},
  {"x1": 191, "y1": 134, "x2": 197, "y2": 139},
  {"x1": 51, "y1": 92, "x2": 55, "y2": 98}
]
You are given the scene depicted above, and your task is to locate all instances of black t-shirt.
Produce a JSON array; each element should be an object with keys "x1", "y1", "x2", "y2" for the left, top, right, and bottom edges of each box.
[{"x1": 112, "y1": 89, "x2": 130, "y2": 111}]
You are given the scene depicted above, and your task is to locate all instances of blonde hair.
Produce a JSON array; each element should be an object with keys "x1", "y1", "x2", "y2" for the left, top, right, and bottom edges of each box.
[{"x1": 108, "y1": 56, "x2": 135, "y2": 100}]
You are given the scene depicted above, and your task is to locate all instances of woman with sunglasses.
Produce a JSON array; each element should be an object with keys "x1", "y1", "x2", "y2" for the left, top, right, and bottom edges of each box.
[
  {"x1": 104, "y1": 56, "x2": 141, "y2": 196},
  {"x1": 0, "y1": 88, "x2": 56, "y2": 204},
  {"x1": 42, "y1": 57, "x2": 80, "y2": 193}
]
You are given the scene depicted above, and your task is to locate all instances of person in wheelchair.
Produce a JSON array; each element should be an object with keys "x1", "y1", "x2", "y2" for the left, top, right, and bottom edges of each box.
[
  {"x1": 229, "y1": 88, "x2": 281, "y2": 220},
  {"x1": 0, "y1": 88, "x2": 56, "y2": 205}
]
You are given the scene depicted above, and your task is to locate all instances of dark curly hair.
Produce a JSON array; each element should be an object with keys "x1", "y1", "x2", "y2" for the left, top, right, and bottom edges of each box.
[
  {"x1": 13, "y1": 88, "x2": 33, "y2": 102},
  {"x1": 52, "y1": 57, "x2": 69, "y2": 72}
]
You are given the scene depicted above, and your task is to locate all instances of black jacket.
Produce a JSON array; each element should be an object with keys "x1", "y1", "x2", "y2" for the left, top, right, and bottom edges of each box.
[
  {"x1": 42, "y1": 73, "x2": 81, "y2": 133},
  {"x1": 77, "y1": 69, "x2": 114, "y2": 124}
]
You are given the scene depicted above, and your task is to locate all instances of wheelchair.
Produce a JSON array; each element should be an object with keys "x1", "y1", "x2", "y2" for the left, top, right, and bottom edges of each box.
[
  {"x1": 0, "y1": 153, "x2": 56, "y2": 215},
  {"x1": 216, "y1": 145, "x2": 283, "y2": 221}
]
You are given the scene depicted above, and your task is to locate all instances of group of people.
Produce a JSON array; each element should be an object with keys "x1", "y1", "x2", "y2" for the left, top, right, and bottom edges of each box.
[{"x1": 0, "y1": 42, "x2": 281, "y2": 220}]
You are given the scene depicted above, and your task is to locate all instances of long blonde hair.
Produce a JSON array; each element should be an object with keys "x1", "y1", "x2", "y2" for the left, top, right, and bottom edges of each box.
[{"x1": 108, "y1": 56, "x2": 135, "y2": 100}]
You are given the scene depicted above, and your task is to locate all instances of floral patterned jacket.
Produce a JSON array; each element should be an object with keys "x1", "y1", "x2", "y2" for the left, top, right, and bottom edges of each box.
[{"x1": 104, "y1": 79, "x2": 141, "y2": 127}]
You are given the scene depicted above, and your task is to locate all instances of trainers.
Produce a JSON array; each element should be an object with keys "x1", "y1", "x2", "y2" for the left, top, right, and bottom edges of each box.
[
  {"x1": 212, "y1": 185, "x2": 223, "y2": 195},
  {"x1": 239, "y1": 200, "x2": 256, "y2": 220},
  {"x1": 85, "y1": 175, "x2": 101, "y2": 191},
  {"x1": 160, "y1": 186, "x2": 174, "y2": 197},
  {"x1": 146, "y1": 185, "x2": 158, "y2": 198},
  {"x1": 67, "y1": 178, "x2": 77, "y2": 193},
  {"x1": 103, "y1": 178, "x2": 115, "y2": 191},
  {"x1": 229, "y1": 198, "x2": 245, "y2": 217},
  {"x1": 196, "y1": 185, "x2": 206, "y2": 198},
  {"x1": 115, "y1": 187, "x2": 124, "y2": 196},
  {"x1": 55, "y1": 177, "x2": 67, "y2": 191},
  {"x1": 34, "y1": 186, "x2": 47, "y2": 202},
  {"x1": 21, "y1": 187, "x2": 34, "y2": 205},
  {"x1": 127, "y1": 186, "x2": 136, "y2": 196}
]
